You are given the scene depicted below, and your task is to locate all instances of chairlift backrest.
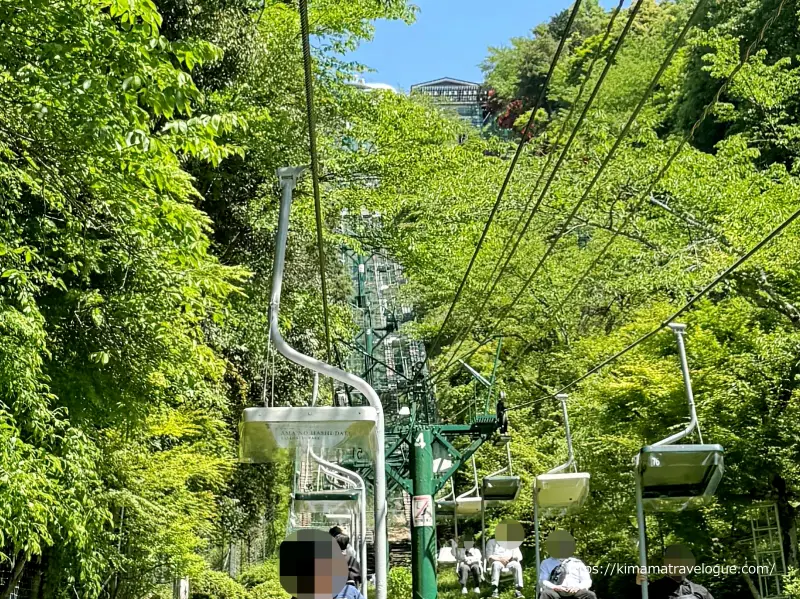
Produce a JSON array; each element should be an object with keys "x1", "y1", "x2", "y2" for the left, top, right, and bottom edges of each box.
[{"x1": 239, "y1": 406, "x2": 377, "y2": 463}]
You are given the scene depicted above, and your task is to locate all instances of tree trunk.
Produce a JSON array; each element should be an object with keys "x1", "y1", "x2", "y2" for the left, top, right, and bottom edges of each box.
[
  {"x1": 789, "y1": 520, "x2": 798, "y2": 568},
  {"x1": 0, "y1": 554, "x2": 27, "y2": 599},
  {"x1": 743, "y1": 571, "x2": 761, "y2": 599},
  {"x1": 29, "y1": 568, "x2": 41, "y2": 599}
]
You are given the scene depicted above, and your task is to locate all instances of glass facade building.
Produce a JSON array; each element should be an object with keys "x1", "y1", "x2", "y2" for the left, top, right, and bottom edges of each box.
[{"x1": 409, "y1": 78, "x2": 487, "y2": 128}]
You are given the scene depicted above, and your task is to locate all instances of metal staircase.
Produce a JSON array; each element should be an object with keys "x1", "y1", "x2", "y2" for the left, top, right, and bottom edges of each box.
[{"x1": 338, "y1": 208, "x2": 438, "y2": 425}]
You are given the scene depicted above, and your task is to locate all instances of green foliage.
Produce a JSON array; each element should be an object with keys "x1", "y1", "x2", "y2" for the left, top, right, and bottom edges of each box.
[
  {"x1": 237, "y1": 560, "x2": 282, "y2": 590},
  {"x1": 191, "y1": 570, "x2": 249, "y2": 599},
  {"x1": 785, "y1": 568, "x2": 800, "y2": 599},
  {"x1": 387, "y1": 566, "x2": 413, "y2": 599},
  {"x1": 4, "y1": 0, "x2": 800, "y2": 596},
  {"x1": 248, "y1": 582, "x2": 291, "y2": 599}
]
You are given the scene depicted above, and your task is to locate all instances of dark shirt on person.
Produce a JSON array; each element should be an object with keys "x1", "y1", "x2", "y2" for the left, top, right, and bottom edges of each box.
[{"x1": 647, "y1": 577, "x2": 713, "y2": 599}]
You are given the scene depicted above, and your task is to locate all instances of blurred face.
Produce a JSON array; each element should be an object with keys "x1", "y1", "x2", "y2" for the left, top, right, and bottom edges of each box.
[
  {"x1": 663, "y1": 545, "x2": 695, "y2": 581},
  {"x1": 280, "y1": 529, "x2": 349, "y2": 599},
  {"x1": 545, "y1": 529, "x2": 575, "y2": 559},
  {"x1": 495, "y1": 519, "x2": 525, "y2": 550},
  {"x1": 456, "y1": 529, "x2": 475, "y2": 550}
]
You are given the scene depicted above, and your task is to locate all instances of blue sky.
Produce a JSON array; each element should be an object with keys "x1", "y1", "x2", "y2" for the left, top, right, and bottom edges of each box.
[{"x1": 348, "y1": 0, "x2": 618, "y2": 92}]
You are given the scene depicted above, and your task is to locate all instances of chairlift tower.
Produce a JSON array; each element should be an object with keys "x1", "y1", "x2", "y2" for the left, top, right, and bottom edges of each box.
[{"x1": 338, "y1": 209, "x2": 509, "y2": 599}]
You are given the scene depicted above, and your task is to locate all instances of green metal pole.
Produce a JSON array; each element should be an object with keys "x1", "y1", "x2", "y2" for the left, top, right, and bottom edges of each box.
[{"x1": 411, "y1": 427, "x2": 437, "y2": 599}]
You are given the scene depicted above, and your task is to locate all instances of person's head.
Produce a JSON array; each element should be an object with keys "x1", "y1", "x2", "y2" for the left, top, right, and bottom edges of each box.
[
  {"x1": 545, "y1": 529, "x2": 575, "y2": 559},
  {"x1": 335, "y1": 533, "x2": 350, "y2": 552},
  {"x1": 280, "y1": 529, "x2": 349, "y2": 599},
  {"x1": 457, "y1": 527, "x2": 475, "y2": 548},
  {"x1": 663, "y1": 544, "x2": 695, "y2": 581},
  {"x1": 329, "y1": 526, "x2": 343, "y2": 538},
  {"x1": 494, "y1": 519, "x2": 525, "y2": 550}
]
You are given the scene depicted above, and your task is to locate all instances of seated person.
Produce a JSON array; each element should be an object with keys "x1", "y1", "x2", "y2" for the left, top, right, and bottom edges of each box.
[
  {"x1": 335, "y1": 533, "x2": 362, "y2": 587},
  {"x1": 453, "y1": 528, "x2": 483, "y2": 595},
  {"x1": 280, "y1": 529, "x2": 365, "y2": 599},
  {"x1": 486, "y1": 520, "x2": 525, "y2": 598},
  {"x1": 637, "y1": 544, "x2": 713, "y2": 599},
  {"x1": 539, "y1": 529, "x2": 594, "y2": 599},
  {"x1": 330, "y1": 526, "x2": 358, "y2": 561}
]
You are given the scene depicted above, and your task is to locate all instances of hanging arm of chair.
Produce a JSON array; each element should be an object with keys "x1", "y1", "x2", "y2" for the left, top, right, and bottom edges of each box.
[
  {"x1": 272, "y1": 167, "x2": 387, "y2": 599},
  {"x1": 547, "y1": 394, "x2": 576, "y2": 474},
  {"x1": 652, "y1": 324, "x2": 702, "y2": 447},
  {"x1": 486, "y1": 444, "x2": 514, "y2": 479}
]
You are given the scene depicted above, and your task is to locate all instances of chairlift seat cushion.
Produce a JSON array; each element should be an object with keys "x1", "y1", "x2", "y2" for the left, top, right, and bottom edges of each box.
[
  {"x1": 636, "y1": 444, "x2": 724, "y2": 506},
  {"x1": 535, "y1": 472, "x2": 590, "y2": 509},
  {"x1": 239, "y1": 406, "x2": 377, "y2": 463}
]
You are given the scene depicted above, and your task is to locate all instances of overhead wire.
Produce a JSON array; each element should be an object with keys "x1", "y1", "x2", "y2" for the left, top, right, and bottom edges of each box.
[
  {"x1": 429, "y1": 0, "x2": 710, "y2": 382},
  {"x1": 430, "y1": 0, "x2": 636, "y2": 378},
  {"x1": 509, "y1": 191, "x2": 800, "y2": 412},
  {"x1": 299, "y1": 0, "x2": 332, "y2": 364},
  {"x1": 425, "y1": 0, "x2": 586, "y2": 362},
  {"x1": 505, "y1": 0, "x2": 789, "y2": 374}
]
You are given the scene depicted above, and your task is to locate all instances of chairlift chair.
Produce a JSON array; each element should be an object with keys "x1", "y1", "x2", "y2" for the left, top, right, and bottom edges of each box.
[
  {"x1": 237, "y1": 167, "x2": 388, "y2": 599},
  {"x1": 533, "y1": 393, "x2": 591, "y2": 589},
  {"x1": 436, "y1": 456, "x2": 484, "y2": 518},
  {"x1": 635, "y1": 324, "x2": 725, "y2": 599},
  {"x1": 482, "y1": 443, "x2": 521, "y2": 503},
  {"x1": 479, "y1": 442, "x2": 523, "y2": 585}
]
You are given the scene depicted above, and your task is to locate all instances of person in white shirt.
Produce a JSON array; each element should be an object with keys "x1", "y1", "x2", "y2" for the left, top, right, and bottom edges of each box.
[
  {"x1": 538, "y1": 530, "x2": 595, "y2": 599},
  {"x1": 486, "y1": 520, "x2": 525, "y2": 598},
  {"x1": 453, "y1": 529, "x2": 483, "y2": 595}
]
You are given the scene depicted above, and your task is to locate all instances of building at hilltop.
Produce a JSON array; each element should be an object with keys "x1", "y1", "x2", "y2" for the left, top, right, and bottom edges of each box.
[{"x1": 409, "y1": 77, "x2": 488, "y2": 128}]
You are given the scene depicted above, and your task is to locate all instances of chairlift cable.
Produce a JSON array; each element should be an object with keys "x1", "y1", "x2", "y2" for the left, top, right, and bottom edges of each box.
[
  {"x1": 429, "y1": 0, "x2": 709, "y2": 384},
  {"x1": 426, "y1": 0, "x2": 586, "y2": 362},
  {"x1": 504, "y1": 0, "x2": 789, "y2": 378},
  {"x1": 510, "y1": 197, "x2": 800, "y2": 412},
  {"x1": 430, "y1": 0, "x2": 635, "y2": 378},
  {"x1": 473, "y1": 0, "x2": 626, "y2": 297},
  {"x1": 299, "y1": 0, "x2": 332, "y2": 365}
]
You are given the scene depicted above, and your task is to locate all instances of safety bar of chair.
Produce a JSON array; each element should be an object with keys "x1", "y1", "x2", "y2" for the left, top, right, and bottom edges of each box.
[
  {"x1": 311, "y1": 372, "x2": 319, "y2": 407},
  {"x1": 458, "y1": 456, "x2": 480, "y2": 502},
  {"x1": 485, "y1": 444, "x2": 514, "y2": 479},
  {"x1": 273, "y1": 168, "x2": 387, "y2": 599}
]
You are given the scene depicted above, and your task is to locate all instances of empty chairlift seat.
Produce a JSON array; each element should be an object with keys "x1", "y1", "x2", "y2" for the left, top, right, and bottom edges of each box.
[
  {"x1": 437, "y1": 544, "x2": 457, "y2": 565},
  {"x1": 482, "y1": 475, "x2": 521, "y2": 503},
  {"x1": 534, "y1": 472, "x2": 590, "y2": 510},
  {"x1": 435, "y1": 495, "x2": 484, "y2": 517},
  {"x1": 636, "y1": 444, "x2": 724, "y2": 511}
]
